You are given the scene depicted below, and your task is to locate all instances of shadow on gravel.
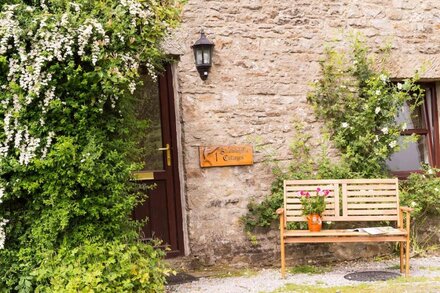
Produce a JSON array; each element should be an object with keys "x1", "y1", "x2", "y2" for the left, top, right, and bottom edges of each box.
[
  {"x1": 344, "y1": 271, "x2": 401, "y2": 282},
  {"x1": 167, "y1": 272, "x2": 200, "y2": 285}
]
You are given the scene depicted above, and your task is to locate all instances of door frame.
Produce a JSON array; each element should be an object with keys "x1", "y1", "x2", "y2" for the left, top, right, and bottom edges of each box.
[
  {"x1": 133, "y1": 63, "x2": 186, "y2": 257},
  {"x1": 162, "y1": 63, "x2": 185, "y2": 257}
]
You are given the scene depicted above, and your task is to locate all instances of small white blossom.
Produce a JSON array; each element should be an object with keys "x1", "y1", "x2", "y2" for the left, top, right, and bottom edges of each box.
[
  {"x1": 379, "y1": 74, "x2": 388, "y2": 83},
  {"x1": 375, "y1": 107, "x2": 381, "y2": 114},
  {"x1": 0, "y1": 219, "x2": 8, "y2": 249},
  {"x1": 375, "y1": 90, "x2": 381, "y2": 95},
  {"x1": 411, "y1": 201, "x2": 417, "y2": 207},
  {"x1": 341, "y1": 122, "x2": 349, "y2": 128},
  {"x1": 128, "y1": 81, "x2": 136, "y2": 94},
  {"x1": 381, "y1": 127, "x2": 389, "y2": 134},
  {"x1": 397, "y1": 83, "x2": 403, "y2": 90},
  {"x1": 389, "y1": 140, "x2": 397, "y2": 149}
]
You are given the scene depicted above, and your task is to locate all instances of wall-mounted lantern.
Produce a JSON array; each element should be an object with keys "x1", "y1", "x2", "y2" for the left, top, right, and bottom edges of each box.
[{"x1": 191, "y1": 30, "x2": 214, "y2": 80}]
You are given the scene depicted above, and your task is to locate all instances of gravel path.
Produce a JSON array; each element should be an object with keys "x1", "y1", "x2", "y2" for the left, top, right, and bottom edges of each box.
[{"x1": 167, "y1": 256, "x2": 440, "y2": 293}]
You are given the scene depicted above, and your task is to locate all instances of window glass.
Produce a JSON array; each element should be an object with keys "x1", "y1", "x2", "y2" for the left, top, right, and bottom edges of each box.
[
  {"x1": 386, "y1": 136, "x2": 429, "y2": 171},
  {"x1": 395, "y1": 100, "x2": 425, "y2": 129},
  {"x1": 134, "y1": 73, "x2": 164, "y2": 171}
]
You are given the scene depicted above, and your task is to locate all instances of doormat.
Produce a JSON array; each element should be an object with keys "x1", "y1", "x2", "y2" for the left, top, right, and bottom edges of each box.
[
  {"x1": 344, "y1": 271, "x2": 401, "y2": 282},
  {"x1": 166, "y1": 272, "x2": 199, "y2": 285}
]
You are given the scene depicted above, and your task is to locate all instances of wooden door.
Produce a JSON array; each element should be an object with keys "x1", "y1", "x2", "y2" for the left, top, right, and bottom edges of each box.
[{"x1": 133, "y1": 64, "x2": 184, "y2": 257}]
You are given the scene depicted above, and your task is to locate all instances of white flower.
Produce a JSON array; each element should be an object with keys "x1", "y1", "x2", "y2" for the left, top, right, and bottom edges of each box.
[
  {"x1": 411, "y1": 201, "x2": 417, "y2": 207},
  {"x1": 397, "y1": 83, "x2": 403, "y2": 90},
  {"x1": 389, "y1": 140, "x2": 397, "y2": 148},
  {"x1": 375, "y1": 107, "x2": 381, "y2": 114},
  {"x1": 379, "y1": 74, "x2": 388, "y2": 83},
  {"x1": 374, "y1": 135, "x2": 379, "y2": 142},
  {"x1": 381, "y1": 127, "x2": 389, "y2": 134},
  {"x1": 375, "y1": 90, "x2": 381, "y2": 95},
  {"x1": 128, "y1": 81, "x2": 136, "y2": 94},
  {"x1": 428, "y1": 169, "x2": 435, "y2": 175},
  {"x1": 0, "y1": 219, "x2": 8, "y2": 249},
  {"x1": 401, "y1": 123, "x2": 407, "y2": 131},
  {"x1": 341, "y1": 122, "x2": 349, "y2": 128}
]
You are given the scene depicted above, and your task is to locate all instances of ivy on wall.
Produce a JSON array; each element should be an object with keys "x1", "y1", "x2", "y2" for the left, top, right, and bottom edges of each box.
[
  {"x1": 308, "y1": 36, "x2": 423, "y2": 177},
  {"x1": 242, "y1": 35, "x2": 425, "y2": 233},
  {"x1": 0, "y1": 0, "x2": 181, "y2": 291}
]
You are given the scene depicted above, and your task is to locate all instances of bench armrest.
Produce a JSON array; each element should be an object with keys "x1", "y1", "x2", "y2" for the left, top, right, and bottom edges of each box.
[
  {"x1": 400, "y1": 206, "x2": 414, "y2": 213},
  {"x1": 276, "y1": 208, "x2": 284, "y2": 215}
]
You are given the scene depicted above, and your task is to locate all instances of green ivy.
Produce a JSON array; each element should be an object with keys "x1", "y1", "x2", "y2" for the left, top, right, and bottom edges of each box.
[
  {"x1": 0, "y1": 0, "x2": 182, "y2": 291},
  {"x1": 242, "y1": 34, "x2": 423, "y2": 233},
  {"x1": 308, "y1": 35, "x2": 423, "y2": 177}
]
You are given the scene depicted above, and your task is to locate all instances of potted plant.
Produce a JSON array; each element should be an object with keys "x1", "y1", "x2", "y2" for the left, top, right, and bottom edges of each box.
[{"x1": 299, "y1": 188, "x2": 329, "y2": 232}]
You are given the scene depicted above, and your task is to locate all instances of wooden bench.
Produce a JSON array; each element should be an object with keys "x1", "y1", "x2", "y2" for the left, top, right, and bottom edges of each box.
[{"x1": 276, "y1": 179, "x2": 413, "y2": 278}]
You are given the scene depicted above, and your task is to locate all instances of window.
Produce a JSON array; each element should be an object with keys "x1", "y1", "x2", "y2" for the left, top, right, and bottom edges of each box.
[{"x1": 386, "y1": 83, "x2": 439, "y2": 177}]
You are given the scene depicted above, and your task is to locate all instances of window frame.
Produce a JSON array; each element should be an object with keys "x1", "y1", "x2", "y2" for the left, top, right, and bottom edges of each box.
[{"x1": 391, "y1": 82, "x2": 439, "y2": 179}]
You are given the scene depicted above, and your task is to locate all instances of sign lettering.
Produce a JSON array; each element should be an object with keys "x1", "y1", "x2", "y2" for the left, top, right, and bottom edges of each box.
[{"x1": 199, "y1": 145, "x2": 253, "y2": 167}]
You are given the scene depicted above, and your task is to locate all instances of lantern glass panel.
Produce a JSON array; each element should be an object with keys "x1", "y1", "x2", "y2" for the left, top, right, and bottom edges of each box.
[
  {"x1": 203, "y1": 48, "x2": 210, "y2": 65},
  {"x1": 195, "y1": 49, "x2": 203, "y2": 65}
]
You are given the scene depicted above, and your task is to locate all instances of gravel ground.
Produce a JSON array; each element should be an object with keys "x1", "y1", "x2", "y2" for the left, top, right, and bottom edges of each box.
[{"x1": 167, "y1": 256, "x2": 440, "y2": 293}]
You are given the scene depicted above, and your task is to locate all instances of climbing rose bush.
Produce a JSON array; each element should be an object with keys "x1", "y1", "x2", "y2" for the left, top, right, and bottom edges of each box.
[{"x1": 0, "y1": 0, "x2": 181, "y2": 290}]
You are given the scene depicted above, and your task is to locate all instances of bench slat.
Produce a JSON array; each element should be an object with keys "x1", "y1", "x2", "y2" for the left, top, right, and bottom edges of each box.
[
  {"x1": 285, "y1": 235, "x2": 407, "y2": 243},
  {"x1": 284, "y1": 228, "x2": 406, "y2": 237},
  {"x1": 346, "y1": 197, "x2": 398, "y2": 203},
  {"x1": 346, "y1": 190, "x2": 397, "y2": 196},
  {"x1": 346, "y1": 184, "x2": 396, "y2": 190},
  {"x1": 347, "y1": 209, "x2": 398, "y2": 215},
  {"x1": 347, "y1": 203, "x2": 398, "y2": 209}
]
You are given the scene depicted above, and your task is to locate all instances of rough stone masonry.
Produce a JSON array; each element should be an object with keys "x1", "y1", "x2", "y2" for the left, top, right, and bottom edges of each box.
[{"x1": 168, "y1": 0, "x2": 440, "y2": 266}]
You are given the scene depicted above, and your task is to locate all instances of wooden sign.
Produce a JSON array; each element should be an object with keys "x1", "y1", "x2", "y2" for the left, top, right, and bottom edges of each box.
[{"x1": 199, "y1": 145, "x2": 253, "y2": 167}]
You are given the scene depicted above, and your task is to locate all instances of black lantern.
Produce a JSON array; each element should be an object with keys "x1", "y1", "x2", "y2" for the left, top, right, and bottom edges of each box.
[{"x1": 191, "y1": 30, "x2": 214, "y2": 80}]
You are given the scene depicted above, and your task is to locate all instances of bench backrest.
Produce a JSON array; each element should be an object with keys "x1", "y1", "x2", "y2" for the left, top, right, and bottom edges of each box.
[{"x1": 284, "y1": 179, "x2": 400, "y2": 224}]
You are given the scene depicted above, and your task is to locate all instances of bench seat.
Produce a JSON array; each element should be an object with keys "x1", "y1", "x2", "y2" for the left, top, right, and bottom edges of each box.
[
  {"x1": 284, "y1": 228, "x2": 407, "y2": 244},
  {"x1": 277, "y1": 178, "x2": 412, "y2": 278}
]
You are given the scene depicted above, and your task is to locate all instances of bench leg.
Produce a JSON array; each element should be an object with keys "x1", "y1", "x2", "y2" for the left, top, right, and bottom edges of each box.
[
  {"x1": 280, "y1": 237, "x2": 286, "y2": 278},
  {"x1": 399, "y1": 241, "x2": 404, "y2": 273},
  {"x1": 405, "y1": 239, "x2": 410, "y2": 277}
]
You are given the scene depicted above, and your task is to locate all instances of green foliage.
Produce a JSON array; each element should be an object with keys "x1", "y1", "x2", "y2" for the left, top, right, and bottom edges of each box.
[
  {"x1": 308, "y1": 34, "x2": 423, "y2": 177},
  {"x1": 30, "y1": 241, "x2": 170, "y2": 292},
  {"x1": 400, "y1": 165, "x2": 440, "y2": 219},
  {"x1": 242, "y1": 34, "x2": 424, "y2": 233},
  {"x1": 0, "y1": 0, "x2": 182, "y2": 290},
  {"x1": 241, "y1": 122, "x2": 356, "y2": 232}
]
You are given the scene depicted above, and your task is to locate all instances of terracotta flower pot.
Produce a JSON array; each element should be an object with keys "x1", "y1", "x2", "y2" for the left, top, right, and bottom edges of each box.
[{"x1": 307, "y1": 214, "x2": 322, "y2": 232}]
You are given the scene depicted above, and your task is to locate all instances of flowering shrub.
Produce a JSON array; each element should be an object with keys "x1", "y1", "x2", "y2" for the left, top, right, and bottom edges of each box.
[
  {"x1": 400, "y1": 165, "x2": 440, "y2": 218},
  {"x1": 0, "y1": 0, "x2": 181, "y2": 290},
  {"x1": 242, "y1": 35, "x2": 424, "y2": 234},
  {"x1": 308, "y1": 34, "x2": 423, "y2": 177},
  {"x1": 299, "y1": 188, "x2": 329, "y2": 216}
]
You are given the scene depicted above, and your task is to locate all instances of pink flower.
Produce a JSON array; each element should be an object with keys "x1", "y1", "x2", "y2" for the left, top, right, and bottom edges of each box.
[
  {"x1": 324, "y1": 190, "x2": 330, "y2": 196},
  {"x1": 299, "y1": 190, "x2": 310, "y2": 198}
]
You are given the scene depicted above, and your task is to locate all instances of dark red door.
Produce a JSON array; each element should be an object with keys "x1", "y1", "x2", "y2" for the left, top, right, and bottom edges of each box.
[{"x1": 133, "y1": 64, "x2": 184, "y2": 257}]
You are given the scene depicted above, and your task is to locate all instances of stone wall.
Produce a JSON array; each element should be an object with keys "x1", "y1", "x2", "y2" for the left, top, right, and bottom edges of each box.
[{"x1": 171, "y1": 0, "x2": 440, "y2": 265}]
